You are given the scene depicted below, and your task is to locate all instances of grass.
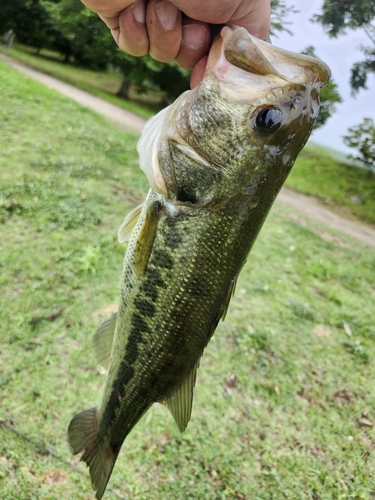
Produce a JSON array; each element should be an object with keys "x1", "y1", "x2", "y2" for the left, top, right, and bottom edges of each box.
[
  {"x1": 288, "y1": 145, "x2": 375, "y2": 225},
  {"x1": 0, "y1": 43, "x2": 160, "y2": 119},
  {"x1": 1, "y1": 61, "x2": 375, "y2": 500}
]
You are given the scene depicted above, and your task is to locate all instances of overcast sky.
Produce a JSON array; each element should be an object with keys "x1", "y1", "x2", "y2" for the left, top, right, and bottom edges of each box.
[{"x1": 273, "y1": 0, "x2": 374, "y2": 154}]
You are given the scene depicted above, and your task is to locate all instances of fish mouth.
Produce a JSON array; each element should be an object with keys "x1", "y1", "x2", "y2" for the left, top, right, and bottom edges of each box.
[{"x1": 205, "y1": 25, "x2": 331, "y2": 90}]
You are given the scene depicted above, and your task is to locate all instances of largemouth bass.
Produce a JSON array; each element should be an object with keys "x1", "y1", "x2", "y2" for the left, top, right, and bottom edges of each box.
[{"x1": 68, "y1": 25, "x2": 330, "y2": 499}]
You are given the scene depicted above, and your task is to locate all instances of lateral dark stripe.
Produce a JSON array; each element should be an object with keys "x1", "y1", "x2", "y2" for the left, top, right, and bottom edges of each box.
[
  {"x1": 98, "y1": 226, "x2": 178, "y2": 437},
  {"x1": 140, "y1": 281, "x2": 159, "y2": 302},
  {"x1": 150, "y1": 249, "x2": 174, "y2": 269},
  {"x1": 131, "y1": 312, "x2": 151, "y2": 334},
  {"x1": 162, "y1": 219, "x2": 183, "y2": 249},
  {"x1": 146, "y1": 267, "x2": 166, "y2": 288},
  {"x1": 134, "y1": 298, "x2": 156, "y2": 318},
  {"x1": 100, "y1": 363, "x2": 134, "y2": 434}
]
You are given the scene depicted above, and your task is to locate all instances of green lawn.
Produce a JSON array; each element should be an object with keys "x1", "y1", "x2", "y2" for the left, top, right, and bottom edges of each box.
[
  {"x1": 1, "y1": 62, "x2": 375, "y2": 500},
  {"x1": 288, "y1": 146, "x2": 375, "y2": 225}
]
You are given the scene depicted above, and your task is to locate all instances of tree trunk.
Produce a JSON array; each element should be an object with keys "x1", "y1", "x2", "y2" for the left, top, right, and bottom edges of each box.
[
  {"x1": 2, "y1": 29, "x2": 16, "y2": 49},
  {"x1": 117, "y1": 80, "x2": 131, "y2": 100}
]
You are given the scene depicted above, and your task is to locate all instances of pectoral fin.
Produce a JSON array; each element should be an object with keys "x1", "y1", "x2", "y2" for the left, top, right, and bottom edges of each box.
[
  {"x1": 118, "y1": 203, "x2": 144, "y2": 243},
  {"x1": 92, "y1": 313, "x2": 117, "y2": 372},
  {"x1": 164, "y1": 359, "x2": 200, "y2": 433},
  {"x1": 134, "y1": 201, "x2": 161, "y2": 277}
]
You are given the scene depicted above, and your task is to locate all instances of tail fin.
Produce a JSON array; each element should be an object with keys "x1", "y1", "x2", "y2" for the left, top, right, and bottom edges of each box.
[{"x1": 68, "y1": 407, "x2": 117, "y2": 500}]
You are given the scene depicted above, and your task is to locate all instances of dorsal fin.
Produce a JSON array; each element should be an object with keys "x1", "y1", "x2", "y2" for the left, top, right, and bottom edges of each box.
[
  {"x1": 134, "y1": 200, "x2": 161, "y2": 277},
  {"x1": 92, "y1": 313, "x2": 117, "y2": 372},
  {"x1": 164, "y1": 358, "x2": 200, "y2": 432},
  {"x1": 118, "y1": 203, "x2": 144, "y2": 243}
]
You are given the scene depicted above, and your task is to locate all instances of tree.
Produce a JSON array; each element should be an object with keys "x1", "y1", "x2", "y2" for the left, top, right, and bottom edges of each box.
[
  {"x1": 301, "y1": 46, "x2": 342, "y2": 129},
  {"x1": 0, "y1": 0, "x2": 54, "y2": 51},
  {"x1": 343, "y1": 118, "x2": 375, "y2": 171},
  {"x1": 313, "y1": 0, "x2": 375, "y2": 94},
  {"x1": 113, "y1": 52, "x2": 190, "y2": 101},
  {"x1": 270, "y1": 0, "x2": 299, "y2": 36},
  {"x1": 114, "y1": 53, "x2": 159, "y2": 100},
  {"x1": 41, "y1": 0, "x2": 114, "y2": 67}
]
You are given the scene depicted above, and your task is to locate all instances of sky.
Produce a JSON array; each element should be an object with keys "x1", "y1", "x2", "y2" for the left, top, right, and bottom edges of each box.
[{"x1": 272, "y1": 0, "x2": 374, "y2": 155}]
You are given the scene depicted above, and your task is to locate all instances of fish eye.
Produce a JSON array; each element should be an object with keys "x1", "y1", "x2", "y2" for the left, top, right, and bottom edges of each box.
[{"x1": 255, "y1": 107, "x2": 283, "y2": 133}]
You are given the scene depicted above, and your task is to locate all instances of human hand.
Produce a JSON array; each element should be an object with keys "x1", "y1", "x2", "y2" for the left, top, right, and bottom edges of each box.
[{"x1": 81, "y1": 0, "x2": 271, "y2": 87}]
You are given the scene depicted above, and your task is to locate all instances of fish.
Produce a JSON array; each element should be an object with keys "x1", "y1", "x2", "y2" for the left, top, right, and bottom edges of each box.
[{"x1": 68, "y1": 25, "x2": 330, "y2": 499}]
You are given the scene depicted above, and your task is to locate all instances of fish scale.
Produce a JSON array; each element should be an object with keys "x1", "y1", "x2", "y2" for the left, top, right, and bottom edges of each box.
[{"x1": 68, "y1": 25, "x2": 330, "y2": 499}]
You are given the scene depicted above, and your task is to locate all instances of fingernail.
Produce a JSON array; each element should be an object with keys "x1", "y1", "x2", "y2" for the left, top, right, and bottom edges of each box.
[
  {"x1": 131, "y1": 0, "x2": 145, "y2": 24},
  {"x1": 155, "y1": 0, "x2": 178, "y2": 31},
  {"x1": 182, "y1": 24, "x2": 207, "y2": 50}
]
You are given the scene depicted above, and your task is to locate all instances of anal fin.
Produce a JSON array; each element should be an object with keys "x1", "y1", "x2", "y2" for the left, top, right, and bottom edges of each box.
[
  {"x1": 92, "y1": 313, "x2": 117, "y2": 372},
  {"x1": 164, "y1": 359, "x2": 200, "y2": 433}
]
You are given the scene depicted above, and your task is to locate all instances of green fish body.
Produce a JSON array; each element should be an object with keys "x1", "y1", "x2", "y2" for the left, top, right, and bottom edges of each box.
[{"x1": 68, "y1": 26, "x2": 330, "y2": 499}]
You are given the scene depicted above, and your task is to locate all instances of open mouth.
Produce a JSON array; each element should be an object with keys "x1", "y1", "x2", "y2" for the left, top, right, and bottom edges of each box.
[{"x1": 204, "y1": 25, "x2": 331, "y2": 89}]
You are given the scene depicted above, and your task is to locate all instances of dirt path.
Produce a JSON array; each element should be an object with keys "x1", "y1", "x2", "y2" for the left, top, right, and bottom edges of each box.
[
  {"x1": 2, "y1": 51, "x2": 374, "y2": 248},
  {"x1": 277, "y1": 188, "x2": 375, "y2": 247},
  {"x1": 0, "y1": 52, "x2": 145, "y2": 134}
]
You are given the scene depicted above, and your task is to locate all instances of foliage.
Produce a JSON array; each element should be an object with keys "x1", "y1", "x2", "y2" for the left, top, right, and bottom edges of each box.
[
  {"x1": 0, "y1": 0, "x2": 187, "y2": 99},
  {"x1": 313, "y1": 0, "x2": 375, "y2": 94},
  {"x1": 343, "y1": 117, "x2": 375, "y2": 171},
  {"x1": 2, "y1": 63, "x2": 375, "y2": 499},
  {"x1": 41, "y1": 0, "x2": 114, "y2": 67},
  {"x1": 350, "y1": 40, "x2": 375, "y2": 94},
  {"x1": 313, "y1": 0, "x2": 375, "y2": 37},
  {"x1": 270, "y1": 0, "x2": 299, "y2": 36},
  {"x1": 114, "y1": 53, "x2": 190, "y2": 102},
  {"x1": 144, "y1": 58, "x2": 191, "y2": 101},
  {"x1": 0, "y1": 0, "x2": 54, "y2": 50},
  {"x1": 317, "y1": 80, "x2": 342, "y2": 128}
]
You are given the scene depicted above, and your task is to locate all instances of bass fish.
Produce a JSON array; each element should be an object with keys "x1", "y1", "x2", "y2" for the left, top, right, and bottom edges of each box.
[{"x1": 68, "y1": 25, "x2": 330, "y2": 499}]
